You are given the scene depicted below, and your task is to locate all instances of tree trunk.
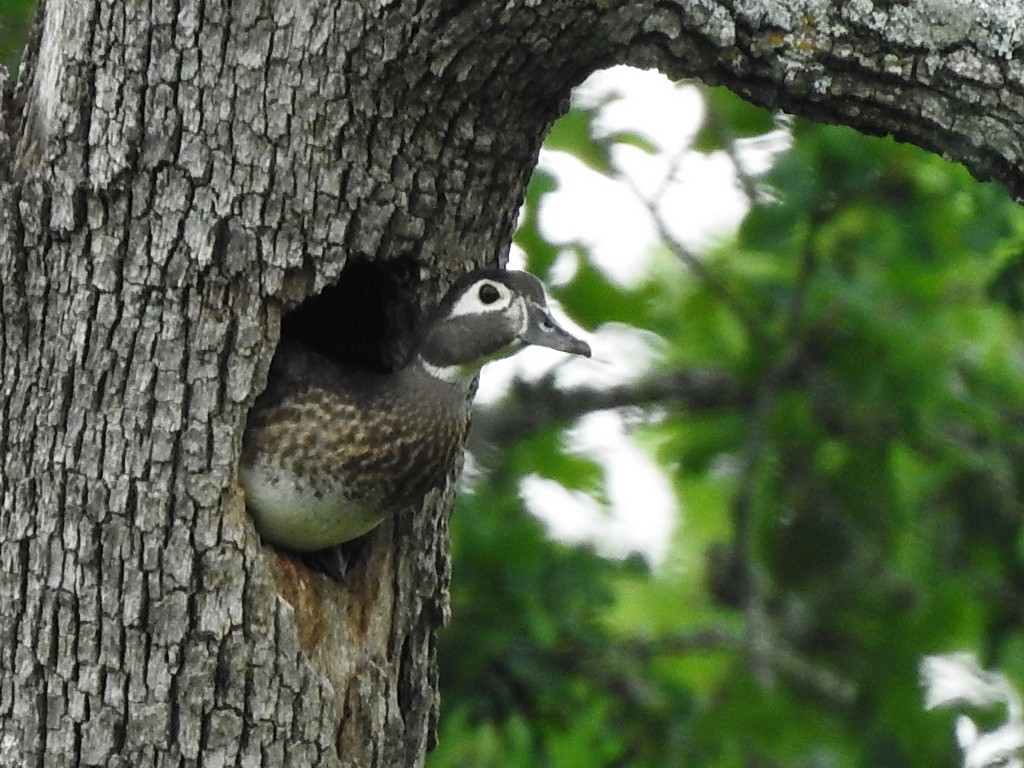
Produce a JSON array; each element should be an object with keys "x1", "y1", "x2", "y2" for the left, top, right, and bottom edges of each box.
[{"x1": 0, "y1": 1, "x2": 1020, "y2": 766}]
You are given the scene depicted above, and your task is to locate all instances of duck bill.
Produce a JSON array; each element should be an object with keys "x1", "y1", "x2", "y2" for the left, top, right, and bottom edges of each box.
[{"x1": 521, "y1": 303, "x2": 592, "y2": 357}]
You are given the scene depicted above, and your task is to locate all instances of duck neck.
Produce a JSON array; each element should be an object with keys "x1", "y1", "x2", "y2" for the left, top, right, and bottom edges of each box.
[{"x1": 413, "y1": 353, "x2": 481, "y2": 392}]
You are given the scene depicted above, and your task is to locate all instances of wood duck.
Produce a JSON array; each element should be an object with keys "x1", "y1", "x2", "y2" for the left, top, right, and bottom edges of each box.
[{"x1": 240, "y1": 269, "x2": 591, "y2": 553}]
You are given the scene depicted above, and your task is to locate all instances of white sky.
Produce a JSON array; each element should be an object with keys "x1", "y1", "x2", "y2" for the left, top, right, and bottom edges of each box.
[{"x1": 471, "y1": 66, "x2": 791, "y2": 568}]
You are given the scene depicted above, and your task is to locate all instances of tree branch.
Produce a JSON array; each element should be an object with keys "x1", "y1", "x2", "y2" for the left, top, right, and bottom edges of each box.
[
  {"x1": 469, "y1": 367, "x2": 747, "y2": 449},
  {"x1": 620, "y1": 627, "x2": 858, "y2": 705}
]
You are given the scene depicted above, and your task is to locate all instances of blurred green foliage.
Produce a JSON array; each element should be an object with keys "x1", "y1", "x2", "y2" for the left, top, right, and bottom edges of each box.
[
  {"x1": 0, "y1": 0, "x2": 32, "y2": 74},
  {"x1": 431, "y1": 84, "x2": 1024, "y2": 767}
]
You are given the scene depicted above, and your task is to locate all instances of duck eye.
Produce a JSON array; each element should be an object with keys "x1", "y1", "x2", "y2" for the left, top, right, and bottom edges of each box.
[{"x1": 478, "y1": 283, "x2": 501, "y2": 305}]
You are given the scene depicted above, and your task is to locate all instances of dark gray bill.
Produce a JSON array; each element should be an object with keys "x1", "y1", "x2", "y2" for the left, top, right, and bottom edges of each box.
[{"x1": 521, "y1": 302, "x2": 591, "y2": 357}]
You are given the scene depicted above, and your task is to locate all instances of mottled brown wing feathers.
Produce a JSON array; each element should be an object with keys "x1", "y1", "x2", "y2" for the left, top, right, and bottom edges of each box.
[{"x1": 243, "y1": 341, "x2": 470, "y2": 511}]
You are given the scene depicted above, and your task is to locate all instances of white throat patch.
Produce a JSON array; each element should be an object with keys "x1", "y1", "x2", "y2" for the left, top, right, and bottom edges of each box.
[{"x1": 420, "y1": 357, "x2": 475, "y2": 385}]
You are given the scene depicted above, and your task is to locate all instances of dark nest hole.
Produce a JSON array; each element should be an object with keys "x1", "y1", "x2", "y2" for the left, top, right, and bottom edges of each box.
[{"x1": 281, "y1": 257, "x2": 424, "y2": 373}]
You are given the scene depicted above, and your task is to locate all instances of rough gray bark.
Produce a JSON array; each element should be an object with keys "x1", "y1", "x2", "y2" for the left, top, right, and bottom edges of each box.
[{"x1": 0, "y1": 0, "x2": 1021, "y2": 766}]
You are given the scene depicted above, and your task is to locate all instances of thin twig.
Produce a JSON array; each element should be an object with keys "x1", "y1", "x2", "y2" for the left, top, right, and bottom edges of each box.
[
  {"x1": 617, "y1": 154, "x2": 771, "y2": 348},
  {"x1": 698, "y1": 82, "x2": 764, "y2": 205},
  {"x1": 616, "y1": 627, "x2": 858, "y2": 704}
]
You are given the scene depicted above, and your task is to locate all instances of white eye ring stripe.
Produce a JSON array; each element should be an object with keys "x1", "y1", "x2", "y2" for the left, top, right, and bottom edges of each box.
[{"x1": 449, "y1": 280, "x2": 514, "y2": 317}]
